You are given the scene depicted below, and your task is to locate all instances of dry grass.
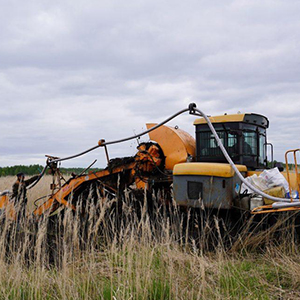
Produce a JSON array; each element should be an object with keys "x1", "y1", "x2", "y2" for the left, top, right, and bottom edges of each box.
[
  {"x1": 1, "y1": 176, "x2": 300, "y2": 299},
  {"x1": 0, "y1": 175, "x2": 65, "y2": 211}
]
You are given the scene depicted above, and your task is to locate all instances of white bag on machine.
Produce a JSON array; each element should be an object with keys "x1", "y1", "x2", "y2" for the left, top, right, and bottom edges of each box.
[
  {"x1": 240, "y1": 167, "x2": 289, "y2": 194},
  {"x1": 259, "y1": 167, "x2": 289, "y2": 193},
  {"x1": 240, "y1": 174, "x2": 269, "y2": 194}
]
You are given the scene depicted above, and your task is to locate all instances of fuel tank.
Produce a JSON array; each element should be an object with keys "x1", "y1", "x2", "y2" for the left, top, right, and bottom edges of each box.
[{"x1": 146, "y1": 123, "x2": 196, "y2": 170}]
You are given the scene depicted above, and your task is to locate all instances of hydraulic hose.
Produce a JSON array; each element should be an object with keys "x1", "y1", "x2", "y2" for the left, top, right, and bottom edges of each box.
[
  {"x1": 24, "y1": 106, "x2": 193, "y2": 190},
  {"x1": 47, "y1": 107, "x2": 191, "y2": 164},
  {"x1": 26, "y1": 164, "x2": 48, "y2": 190}
]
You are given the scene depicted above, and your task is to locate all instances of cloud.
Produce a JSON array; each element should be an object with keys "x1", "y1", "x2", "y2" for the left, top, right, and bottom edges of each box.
[{"x1": 0, "y1": 0, "x2": 300, "y2": 168}]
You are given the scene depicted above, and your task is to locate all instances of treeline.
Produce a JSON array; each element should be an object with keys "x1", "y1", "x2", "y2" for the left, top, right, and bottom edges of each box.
[
  {"x1": 267, "y1": 161, "x2": 300, "y2": 170},
  {"x1": 0, "y1": 165, "x2": 43, "y2": 177},
  {"x1": 286, "y1": 164, "x2": 300, "y2": 170},
  {"x1": 60, "y1": 167, "x2": 102, "y2": 175},
  {"x1": 0, "y1": 165, "x2": 102, "y2": 177}
]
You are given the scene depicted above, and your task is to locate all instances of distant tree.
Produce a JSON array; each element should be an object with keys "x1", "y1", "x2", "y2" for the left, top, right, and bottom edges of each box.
[
  {"x1": 0, "y1": 165, "x2": 102, "y2": 177},
  {"x1": 0, "y1": 165, "x2": 43, "y2": 176}
]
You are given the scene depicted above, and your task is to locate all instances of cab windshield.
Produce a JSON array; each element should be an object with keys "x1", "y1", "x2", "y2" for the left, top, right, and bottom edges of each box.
[{"x1": 197, "y1": 123, "x2": 267, "y2": 169}]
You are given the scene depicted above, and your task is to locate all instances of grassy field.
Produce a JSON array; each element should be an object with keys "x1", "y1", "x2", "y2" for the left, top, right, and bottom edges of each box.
[
  {"x1": 1, "y1": 176, "x2": 300, "y2": 299},
  {"x1": 0, "y1": 175, "x2": 54, "y2": 211}
]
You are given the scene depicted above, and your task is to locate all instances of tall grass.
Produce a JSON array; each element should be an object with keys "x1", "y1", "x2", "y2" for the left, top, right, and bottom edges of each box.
[{"x1": 1, "y1": 176, "x2": 300, "y2": 299}]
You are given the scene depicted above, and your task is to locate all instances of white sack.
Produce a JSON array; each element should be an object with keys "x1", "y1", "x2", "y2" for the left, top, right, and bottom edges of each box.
[
  {"x1": 259, "y1": 167, "x2": 289, "y2": 193},
  {"x1": 240, "y1": 174, "x2": 268, "y2": 194}
]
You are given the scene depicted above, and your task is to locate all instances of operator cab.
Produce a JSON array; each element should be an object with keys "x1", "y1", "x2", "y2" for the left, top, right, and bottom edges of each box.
[{"x1": 194, "y1": 113, "x2": 269, "y2": 170}]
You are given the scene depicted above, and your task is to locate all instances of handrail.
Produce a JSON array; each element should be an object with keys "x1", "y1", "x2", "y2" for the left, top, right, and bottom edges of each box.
[{"x1": 285, "y1": 149, "x2": 300, "y2": 200}]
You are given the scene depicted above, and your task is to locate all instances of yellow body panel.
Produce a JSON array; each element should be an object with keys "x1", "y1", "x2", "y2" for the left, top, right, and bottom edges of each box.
[
  {"x1": 0, "y1": 194, "x2": 16, "y2": 220},
  {"x1": 246, "y1": 171, "x2": 262, "y2": 177},
  {"x1": 173, "y1": 163, "x2": 247, "y2": 178},
  {"x1": 146, "y1": 123, "x2": 195, "y2": 170},
  {"x1": 0, "y1": 194, "x2": 8, "y2": 209},
  {"x1": 194, "y1": 114, "x2": 245, "y2": 125},
  {"x1": 33, "y1": 162, "x2": 136, "y2": 216},
  {"x1": 282, "y1": 172, "x2": 298, "y2": 191},
  {"x1": 263, "y1": 186, "x2": 285, "y2": 205},
  {"x1": 174, "y1": 165, "x2": 297, "y2": 187}
]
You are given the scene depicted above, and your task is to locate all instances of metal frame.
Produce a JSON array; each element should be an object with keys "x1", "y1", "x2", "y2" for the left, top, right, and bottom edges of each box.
[
  {"x1": 251, "y1": 149, "x2": 300, "y2": 215},
  {"x1": 285, "y1": 149, "x2": 300, "y2": 199}
]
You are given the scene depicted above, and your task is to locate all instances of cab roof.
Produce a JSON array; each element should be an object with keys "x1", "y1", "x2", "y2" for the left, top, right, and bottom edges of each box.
[{"x1": 194, "y1": 113, "x2": 269, "y2": 128}]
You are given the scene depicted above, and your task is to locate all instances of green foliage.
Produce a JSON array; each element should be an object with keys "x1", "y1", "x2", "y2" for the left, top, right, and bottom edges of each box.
[
  {"x1": 59, "y1": 167, "x2": 102, "y2": 175},
  {"x1": 219, "y1": 261, "x2": 268, "y2": 299},
  {"x1": 0, "y1": 165, "x2": 43, "y2": 177},
  {"x1": 102, "y1": 280, "x2": 114, "y2": 300},
  {"x1": 0, "y1": 165, "x2": 102, "y2": 177},
  {"x1": 286, "y1": 163, "x2": 300, "y2": 171},
  {"x1": 266, "y1": 160, "x2": 300, "y2": 171},
  {"x1": 150, "y1": 279, "x2": 171, "y2": 300},
  {"x1": 219, "y1": 260, "x2": 292, "y2": 299}
]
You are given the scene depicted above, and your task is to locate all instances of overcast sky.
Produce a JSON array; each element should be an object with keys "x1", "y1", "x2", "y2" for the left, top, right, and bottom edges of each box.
[{"x1": 0, "y1": 0, "x2": 300, "y2": 168}]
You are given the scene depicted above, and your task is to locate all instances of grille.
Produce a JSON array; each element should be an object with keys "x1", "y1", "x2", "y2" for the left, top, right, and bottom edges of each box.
[{"x1": 187, "y1": 181, "x2": 203, "y2": 200}]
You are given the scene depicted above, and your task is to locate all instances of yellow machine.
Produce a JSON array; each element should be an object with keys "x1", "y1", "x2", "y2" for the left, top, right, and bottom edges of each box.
[
  {"x1": 0, "y1": 103, "x2": 299, "y2": 220},
  {"x1": 31, "y1": 125, "x2": 196, "y2": 218},
  {"x1": 172, "y1": 112, "x2": 300, "y2": 214},
  {"x1": 0, "y1": 191, "x2": 16, "y2": 220}
]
